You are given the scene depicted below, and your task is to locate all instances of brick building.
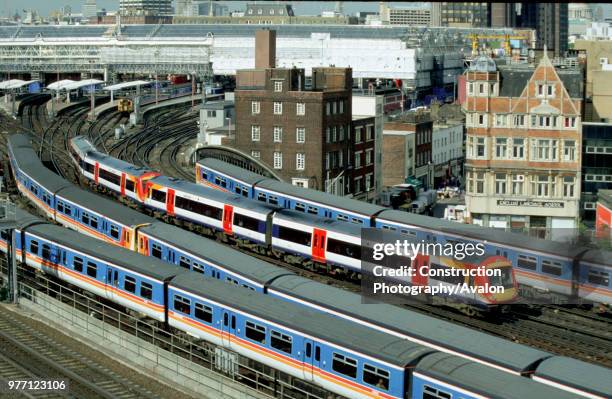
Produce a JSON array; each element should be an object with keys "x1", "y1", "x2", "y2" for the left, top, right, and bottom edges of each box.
[
  {"x1": 233, "y1": 30, "x2": 353, "y2": 193},
  {"x1": 350, "y1": 116, "x2": 375, "y2": 200},
  {"x1": 464, "y1": 54, "x2": 583, "y2": 239},
  {"x1": 382, "y1": 112, "x2": 433, "y2": 188}
]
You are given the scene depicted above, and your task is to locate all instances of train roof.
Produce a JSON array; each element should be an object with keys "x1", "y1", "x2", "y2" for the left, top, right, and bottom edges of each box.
[
  {"x1": 376, "y1": 210, "x2": 581, "y2": 258},
  {"x1": 12, "y1": 206, "x2": 47, "y2": 229},
  {"x1": 139, "y1": 222, "x2": 291, "y2": 285},
  {"x1": 26, "y1": 224, "x2": 179, "y2": 282},
  {"x1": 72, "y1": 136, "x2": 155, "y2": 176},
  {"x1": 170, "y1": 272, "x2": 434, "y2": 367},
  {"x1": 415, "y1": 353, "x2": 578, "y2": 399},
  {"x1": 152, "y1": 175, "x2": 277, "y2": 213},
  {"x1": 8, "y1": 136, "x2": 72, "y2": 193},
  {"x1": 57, "y1": 186, "x2": 154, "y2": 227},
  {"x1": 199, "y1": 158, "x2": 268, "y2": 186},
  {"x1": 534, "y1": 356, "x2": 612, "y2": 399},
  {"x1": 269, "y1": 275, "x2": 550, "y2": 374},
  {"x1": 256, "y1": 179, "x2": 385, "y2": 217},
  {"x1": 274, "y1": 210, "x2": 362, "y2": 237},
  {"x1": 581, "y1": 248, "x2": 612, "y2": 268}
]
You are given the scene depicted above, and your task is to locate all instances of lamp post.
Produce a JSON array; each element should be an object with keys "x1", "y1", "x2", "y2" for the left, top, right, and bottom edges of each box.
[{"x1": 226, "y1": 117, "x2": 233, "y2": 138}]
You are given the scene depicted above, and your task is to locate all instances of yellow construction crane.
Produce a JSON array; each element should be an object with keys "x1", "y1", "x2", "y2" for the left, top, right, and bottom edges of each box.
[{"x1": 469, "y1": 33, "x2": 531, "y2": 56}]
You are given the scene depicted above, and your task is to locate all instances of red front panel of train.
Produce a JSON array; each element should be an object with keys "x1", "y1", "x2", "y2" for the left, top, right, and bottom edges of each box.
[
  {"x1": 120, "y1": 173, "x2": 126, "y2": 196},
  {"x1": 223, "y1": 205, "x2": 234, "y2": 234},
  {"x1": 166, "y1": 189, "x2": 175, "y2": 216},
  {"x1": 312, "y1": 228, "x2": 327, "y2": 263},
  {"x1": 94, "y1": 162, "x2": 99, "y2": 184}
]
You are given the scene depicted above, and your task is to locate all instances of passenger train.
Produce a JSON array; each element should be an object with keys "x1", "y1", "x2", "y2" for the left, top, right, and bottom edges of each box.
[
  {"x1": 0, "y1": 207, "x2": 605, "y2": 399},
  {"x1": 196, "y1": 158, "x2": 612, "y2": 306},
  {"x1": 68, "y1": 135, "x2": 517, "y2": 310},
  {"x1": 6, "y1": 134, "x2": 612, "y2": 399}
]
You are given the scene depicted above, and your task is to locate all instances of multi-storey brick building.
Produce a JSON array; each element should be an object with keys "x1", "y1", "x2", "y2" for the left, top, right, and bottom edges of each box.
[
  {"x1": 350, "y1": 116, "x2": 376, "y2": 200},
  {"x1": 233, "y1": 30, "x2": 353, "y2": 194},
  {"x1": 464, "y1": 54, "x2": 583, "y2": 239}
]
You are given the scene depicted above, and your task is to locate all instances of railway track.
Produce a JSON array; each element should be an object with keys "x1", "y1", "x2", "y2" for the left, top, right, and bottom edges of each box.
[
  {"x1": 11, "y1": 102, "x2": 612, "y2": 369},
  {"x1": 0, "y1": 308, "x2": 166, "y2": 399}
]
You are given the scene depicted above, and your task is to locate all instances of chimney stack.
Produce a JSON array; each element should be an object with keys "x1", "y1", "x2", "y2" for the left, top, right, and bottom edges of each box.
[{"x1": 255, "y1": 29, "x2": 276, "y2": 69}]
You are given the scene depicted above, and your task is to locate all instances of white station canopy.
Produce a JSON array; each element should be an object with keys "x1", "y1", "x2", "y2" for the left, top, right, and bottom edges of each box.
[
  {"x1": 47, "y1": 79, "x2": 76, "y2": 91},
  {"x1": 104, "y1": 80, "x2": 151, "y2": 91},
  {"x1": 0, "y1": 79, "x2": 39, "y2": 89},
  {"x1": 62, "y1": 79, "x2": 104, "y2": 91}
]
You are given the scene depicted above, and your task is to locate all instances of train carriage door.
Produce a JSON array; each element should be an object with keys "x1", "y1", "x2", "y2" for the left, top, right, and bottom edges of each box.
[
  {"x1": 223, "y1": 205, "x2": 234, "y2": 234},
  {"x1": 412, "y1": 254, "x2": 429, "y2": 286},
  {"x1": 166, "y1": 189, "x2": 175, "y2": 216},
  {"x1": 221, "y1": 311, "x2": 234, "y2": 346},
  {"x1": 302, "y1": 339, "x2": 315, "y2": 381},
  {"x1": 94, "y1": 162, "x2": 100, "y2": 184},
  {"x1": 138, "y1": 235, "x2": 149, "y2": 256},
  {"x1": 312, "y1": 228, "x2": 326, "y2": 263},
  {"x1": 120, "y1": 173, "x2": 126, "y2": 196},
  {"x1": 106, "y1": 267, "x2": 117, "y2": 301}
]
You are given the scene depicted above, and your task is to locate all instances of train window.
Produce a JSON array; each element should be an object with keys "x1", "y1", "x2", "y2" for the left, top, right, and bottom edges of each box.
[
  {"x1": 234, "y1": 213, "x2": 259, "y2": 231},
  {"x1": 241, "y1": 188, "x2": 249, "y2": 198},
  {"x1": 63, "y1": 203, "x2": 72, "y2": 215},
  {"x1": 423, "y1": 385, "x2": 452, "y2": 399},
  {"x1": 517, "y1": 255, "x2": 537, "y2": 270},
  {"x1": 429, "y1": 263, "x2": 464, "y2": 285},
  {"x1": 295, "y1": 203, "x2": 306, "y2": 212},
  {"x1": 99, "y1": 169, "x2": 120, "y2": 186},
  {"x1": 84, "y1": 162, "x2": 95, "y2": 173},
  {"x1": 194, "y1": 303, "x2": 213, "y2": 323},
  {"x1": 382, "y1": 225, "x2": 397, "y2": 231},
  {"x1": 257, "y1": 193, "x2": 267, "y2": 202},
  {"x1": 245, "y1": 321, "x2": 266, "y2": 344},
  {"x1": 110, "y1": 225, "x2": 120, "y2": 240},
  {"x1": 277, "y1": 225, "x2": 311, "y2": 247},
  {"x1": 327, "y1": 238, "x2": 361, "y2": 259},
  {"x1": 141, "y1": 282, "x2": 153, "y2": 300},
  {"x1": 124, "y1": 276, "x2": 137, "y2": 293},
  {"x1": 82, "y1": 212, "x2": 90, "y2": 225},
  {"x1": 86, "y1": 262, "x2": 97, "y2": 278},
  {"x1": 125, "y1": 179, "x2": 135, "y2": 192},
  {"x1": 175, "y1": 196, "x2": 223, "y2": 220},
  {"x1": 306, "y1": 343, "x2": 312, "y2": 358},
  {"x1": 202, "y1": 171, "x2": 208, "y2": 180},
  {"x1": 31, "y1": 185, "x2": 38, "y2": 196},
  {"x1": 73, "y1": 257, "x2": 83, "y2": 273},
  {"x1": 223, "y1": 313, "x2": 228, "y2": 326},
  {"x1": 542, "y1": 260, "x2": 563, "y2": 276},
  {"x1": 41, "y1": 244, "x2": 51, "y2": 260},
  {"x1": 332, "y1": 353, "x2": 357, "y2": 379},
  {"x1": 226, "y1": 277, "x2": 239, "y2": 285},
  {"x1": 1, "y1": 230, "x2": 8, "y2": 240},
  {"x1": 192, "y1": 262, "x2": 204, "y2": 274},
  {"x1": 307, "y1": 206, "x2": 318, "y2": 215},
  {"x1": 270, "y1": 330, "x2": 292, "y2": 354},
  {"x1": 173, "y1": 294, "x2": 191, "y2": 314},
  {"x1": 62, "y1": 251, "x2": 66, "y2": 265},
  {"x1": 57, "y1": 201, "x2": 64, "y2": 213},
  {"x1": 351, "y1": 218, "x2": 364, "y2": 224},
  {"x1": 151, "y1": 243, "x2": 162, "y2": 259},
  {"x1": 363, "y1": 364, "x2": 390, "y2": 391},
  {"x1": 90, "y1": 216, "x2": 98, "y2": 229},
  {"x1": 179, "y1": 256, "x2": 191, "y2": 269},
  {"x1": 315, "y1": 346, "x2": 320, "y2": 361},
  {"x1": 587, "y1": 269, "x2": 610, "y2": 286},
  {"x1": 150, "y1": 189, "x2": 166, "y2": 203},
  {"x1": 29, "y1": 240, "x2": 39, "y2": 254},
  {"x1": 336, "y1": 214, "x2": 349, "y2": 222},
  {"x1": 231, "y1": 315, "x2": 236, "y2": 329},
  {"x1": 268, "y1": 196, "x2": 279, "y2": 206},
  {"x1": 235, "y1": 186, "x2": 241, "y2": 195}
]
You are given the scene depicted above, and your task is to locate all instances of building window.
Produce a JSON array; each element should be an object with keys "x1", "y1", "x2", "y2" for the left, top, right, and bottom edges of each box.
[
  {"x1": 339, "y1": 126, "x2": 345, "y2": 141},
  {"x1": 478, "y1": 114, "x2": 485, "y2": 126},
  {"x1": 207, "y1": 110, "x2": 217, "y2": 117},
  {"x1": 514, "y1": 114, "x2": 525, "y2": 127},
  {"x1": 273, "y1": 152, "x2": 282, "y2": 169},
  {"x1": 365, "y1": 173, "x2": 373, "y2": 191},
  {"x1": 325, "y1": 152, "x2": 330, "y2": 169},
  {"x1": 563, "y1": 176, "x2": 575, "y2": 197},
  {"x1": 296, "y1": 127, "x2": 305, "y2": 143},
  {"x1": 366, "y1": 125, "x2": 374, "y2": 141},
  {"x1": 547, "y1": 84, "x2": 555, "y2": 96},
  {"x1": 273, "y1": 102, "x2": 282, "y2": 115},
  {"x1": 512, "y1": 174, "x2": 524, "y2": 195},
  {"x1": 538, "y1": 115, "x2": 557, "y2": 128},
  {"x1": 332, "y1": 127, "x2": 337, "y2": 142},
  {"x1": 326, "y1": 127, "x2": 331, "y2": 143},
  {"x1": 365, "y1": 149, "x2": 373, "y2": 165},
  {"x1": 339, "y1": 100, "x2": 344, "y2": 114},
  {"x1": 495, "y1": 138, "x2": 507, "y2": 158},
  {"x1": 512, "y1": 138, "x2": 524, "y2": 159},
  {"x1": 564, "y1": 116, "x2": 577, "y2": 128},
  {"x1": 292, "y1": 178, "x2": 308, "y2": 188},
  {"x1": 296, "y1": 102, "x2": 305, "y2": 116},
  {"x1": 296, "y1": 153, "x2": 305, "y2": 170},
  {"x1": 533, "y1": 175, "x2": 552, "y2": 197},
  {"x1": 476, "y1": 172, "x2": 485, "y2": 194},
  {"x1": 274, "y1": 81, "x2": 283, "y2": 92},
  {"x1": 563, "y1": 140, "x2": 576, "y2": 161},
  {"x1": 537, "y1": 84, "x2": 544, "y2": 96},
  {"x1": 251, "y1": 101, "x2": 260, "y2": 114},
  {"x1": 251, "y1": 151, "x2": 260, "y2": 159},
  {"x1": 332, "y1": 101, "x2": 337, "y2": 114},
  {"x1": 355, "y1": 152, "x2": 362, "y2": 168},
  {"x1": 273, "y1": 126, "x2": 283, "y2": 142},
  {"x1": 476, "y1": 137, "x2": 486, "y2": 157},
  {"x1": 326, "y1": 102, "x2": 331, "y2": 115},
  {"x1": 532, "y1": 139, "x2": 558, "y2": 161},
  {"x1": 495, "y1": 173, "x2": 507, "y2": 195},
  {"x1": 468, "y1": 82, "x2": 474, "y2": 95},
  {"x1": 251, "y1": 125, "x2": 260, "y2": 141},
  {"x1": 479, "y1": 83, "x2": 484, "y2": 94},
  {"x1": 355, "y1": 127, "x2": 362, "y2": 143},
  {"x1": 495, "y1": 114, "x2": 507, "y2": 127}
]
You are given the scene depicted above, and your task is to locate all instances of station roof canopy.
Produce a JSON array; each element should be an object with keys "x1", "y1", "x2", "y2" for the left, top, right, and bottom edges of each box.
[
  {"x1": 104, "y1": 80, "x2": 151, "y2": 91},
  {"x1": 0, "y1": 79, "x2": 39, "y2": 89},
  {"x1": 47, "y1": 79, "x2": 75, "y2": 90},
  {"x1": 62, "y1": 79, "x2": 104, "y2": 91}
]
